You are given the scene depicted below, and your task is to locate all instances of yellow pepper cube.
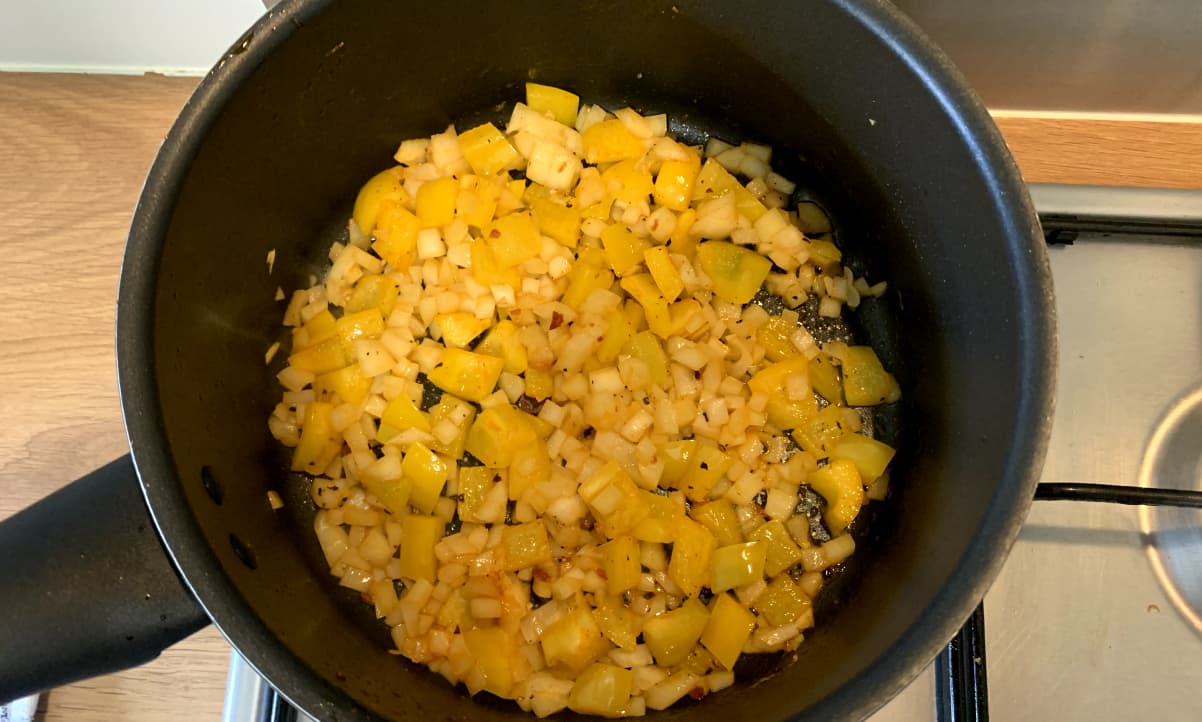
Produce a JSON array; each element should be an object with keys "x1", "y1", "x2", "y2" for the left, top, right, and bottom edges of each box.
[
  {"x1": 710, "y1": 541, "x2": 767, "y2": 592},
  {"x1": 578, "y1": 461, "x2": 649, "y2": 538},
  {"x1": 842, "y1": 345, "x2": 902, "y2": 406},
  {"x1": 689, "y1": 499, "x2": 743, "y2": 547},
  {"x1": 464, "y1": 404, "x2": 537, "y2": 468},
  {"x1": 499, "y1": 521, "x2": 553, "y2": 571},
  {"x1": 562, "y1": 260, "x2": 614, "y2": 310},
  {"x1": 749, "y1": 519, "x2": 804, "y2": 577},
  {"x1": 643, "y1": 245, "x2": 684, "y2": 302},
  {"x1": 642, "y1": 598, "x2": 709, "y2": 667},
  {"x1": 696, "y1": 240, "x2": 773, "y2": 305},
  {"x1": 399, "y1": 514, "x2": 443, "y2": 582},
  {"x1": 455, "y1": 185, "x2": 499, "y2": 230},
  {"x1": 658, "y1": 439, "x2": 697, "y2": 487},
  {"x1": 433, "y1": 311, "x2": 492, "y2": 349},
  {"x1": 334, "y1": 308, "x2": 385, "y2": 345},
  {"x1": 457, "y1": 122, "x2": 519, "y2": 176},
  {"x1": 667, "y1": 519, "x2": 715, "y2": 596},
  {"x1": 619, "y1": 274, "x2": 672, "y2": 338},
  {"x1": 653, "y1": 158, "x2": 699, "y2": 211},
  {"x1": 830, "y1": 434, "x2": 896, "y2": 483},
  {"x1": 631, "y1": 491, "x2": 685, "y2": 544},
  {"x1": 568, "y1": 663, "x2": 634, "y2": 717},
  {"x1": 524, "y1": 367, "x2": 554, "y2": 401},
  {"x1": 691, "y1": 160, "x2": 766, "y2": 220},
  {"x1": 469, "y1": 239, "x2": 521, "y2": 288},
  {"x1": 809, "y1": 353, "x2": 844, "y2": 405},
  {"x1": 601, "y1": 535, "x2": 642, "y2": 595},
  {"x1": 755, "y1": 575, "x2": 812, "y2": 627},
  {"x1": 352, "y1": 167, "x2": 408, "y2": 235},
  {"x1": 313, "y1": 363, "x2": 372, "y2": 405},
  {"x1": 426, "y1": 395, "x2": 476, "y2": 459},
  {"x1": 748, "y1": 356, "x2": 810, "y2": 396},
  {"x1": 361, "y1": 473, "x2": 412, "y2": 518},
  {"x1": 601, "y1": 159, "x2": 654, "y2": 204},
  {"x1": 621, "y1": 330, "x2": 669, "y2": 388},
  {"x1": 291, "y1": 402, "x2": 338, "y2": 473},
  {"x1": 402, "y1": 442, "x2": 448, "y2": 514},
  {"x1": 415, "y1": 176, "x2": 459, "y2": 228},
  {"x1": 525, "y1": 82, "x2": 580, "y2": 127},
  {"x1": 592, "y1": 598, "x2": 641, "y2": 651},
  {"x1": 791, "y1": 405, "x2": 850, "y2": 459},
  {"x1": 596, "y1": 311, "x2": 634, "y2": 365},
  {"x1": 300, "y1": 309, "x2": 338, "y2": 348},
  {"x1": 765, "y1": 394, "x2": 819, "y2": 431},
  {"x1": 508, "y1": 443, "x2": 550, "y2": 501},
  {"x1": 487, "y1": 211, "x2": 541, "y2": 267},
  {"x1": 426, "y1": 348, "x2": 505, "y2": 402},
  {"x1": 474, "y1": 319, "x2": 528, "y2": 374},
  {"x1": 463, "y1": 626, "x2": 518, "y2": 698},
  {"x1": 581, "y1": 119, "x2": 646, "y2": 164},
  {"x1": 532, "y1": 197, "x2": 581, "y2": 248},
  {"x1": 380, "y1": 394, "x2": 430, "y2": 433},
  {"x1": 700, "y1": 593, "x2": 756, "y2": 670},
  {"x1": 457, "y1": 466, "x2": 495, "y2": 523},
  {"x1": 600, "y1": 224, "x2": 648, "y2": 277},
  {"x1": 288, "y1": 336, "x2": 352, "y2": 375},
  {"x1": 808, "y1": 238, "x2": 843, "y2": 267},
  {"x1": 540, "y1": 607, "x2": 610, "y2": 673},
  {"x1": 678, "y1": 443, "x2": 733, "y2": 502},
  {"x1": 756, "y1": 314, "x2": 802, "y2": 362},
  {"x1": 668, "y1": 207, "x2": 697, "y2": 255},
  {"x1": 808, "y1": 458, "x2": 865, "y2": 534},
  {"x1": 345, "y1": 274, "x2": 399, "y2": 317},
  {"x1": 372, "y1": 202, "x2": 421, "y2": 271}
]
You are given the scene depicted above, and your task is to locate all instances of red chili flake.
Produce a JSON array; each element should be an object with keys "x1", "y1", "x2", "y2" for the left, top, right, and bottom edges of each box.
[
  {"x1": 549, "y1": 311, "x2": 564, "y2": 330},
  {"x1": 688, "y1": 686, "x2": 708, "y2": 700},
  {"x1": 489, "y1": 229, "x2": 502, "y2": 239}
]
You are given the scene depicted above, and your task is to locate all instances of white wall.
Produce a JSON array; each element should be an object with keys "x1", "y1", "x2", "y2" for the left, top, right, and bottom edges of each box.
[{"x1": 0, "y1": 0, "x2": 264, "y2": 75}]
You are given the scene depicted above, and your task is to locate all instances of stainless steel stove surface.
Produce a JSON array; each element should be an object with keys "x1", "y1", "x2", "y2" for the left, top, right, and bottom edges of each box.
[{"x1": 224, "y1": 185, "x2": 1202, "y2": 722}]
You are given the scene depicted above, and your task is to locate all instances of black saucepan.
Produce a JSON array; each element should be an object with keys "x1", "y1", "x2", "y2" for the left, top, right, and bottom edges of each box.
[{"x1": 0, "y1": 0, "x2": 1055, "y2": 719}]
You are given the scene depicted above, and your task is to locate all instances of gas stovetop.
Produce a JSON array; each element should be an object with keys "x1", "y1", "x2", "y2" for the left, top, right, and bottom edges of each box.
[{"x1": 221, "y1": 184, "x2": 1202, "y2": 722}]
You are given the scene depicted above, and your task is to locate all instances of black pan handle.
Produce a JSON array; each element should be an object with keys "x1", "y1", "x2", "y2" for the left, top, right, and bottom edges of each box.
[{"x1": 0, "y1": 455, "x2": 210, "y2": 703}]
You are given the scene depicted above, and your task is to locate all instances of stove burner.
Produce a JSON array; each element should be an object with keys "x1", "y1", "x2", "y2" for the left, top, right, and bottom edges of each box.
[{"x1": 1139, "y1": 385, "x2": 1202, "y2": 635}]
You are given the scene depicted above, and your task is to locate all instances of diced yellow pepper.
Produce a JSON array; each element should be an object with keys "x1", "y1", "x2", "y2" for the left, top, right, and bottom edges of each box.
[
  {"x1": 469, "y1": 239, "x2": 521, "y2": 288},
  {"x1": 621, "y1": 330, "x2": 668, "y2": 388},
  {"x1": 291, "y1": 401, "x2": 338, "y2": 473},
  {"x1": 487, "y1": 211, "x2": 541, "y2": 267},
  {"x1": 352, "y1": 167, "x2": 408, "y2": 235},
  {"x1": 433, "y1": 311, "x2": 491, "y2": 349},
  {"x1": 842, "y1": 345, "x2": 901, "y2": 406},
  {"x1": 335, "y1": 308, "x2": 386, "y2": 345},
  {"x1": 809, "y1": 353, "x2": 844, "y2": 405},
  {"x1": 313, "y1": 363, "x2": 372, "y2": 405},
  {"x1": 592, "y1": 597, "x2": 640, "y2": 651},
  {"x1": 361, "y1": 473, "x2": 412, "y2": 518},
  {"x1": 474, "y1": 319, "x2": 528, "y2": 374},
  {"x1": 562, "y1": 259, "x2": 615, "y2": 310},
  {"x1": 372, "y1": 202, "x2": 421, "y2": 271},
  {"x1": 531, "y1": 197, "x2": 581, "y2": 248},
  {"x1": 667, "y1": 519, "x2": 714, "y2": 596},
  {"x1": 457, "y1": 466, "x2": 495, "y2": 523},
  {"x1": 415, "y1": 176, "x2": 459, "y2": 228},
  {"x1": 710, "y1": 541, "x2": 767, "y2": 592},
  {"x1": 830, "y1": 434, "x2": 896, "y2": 483},
  {"x1": 596, "y1": 311, "x2": 634, "y2": 365},
  {"x1": 808, "y1": 238, "x2": 842, "y2": 268},
  {"x1": 791, "y1": 405, "x2": 850, "y2": 459},
  {"x1": 581, "y1": 119, "x2": 645, "y2": 164},
  {"x1": 524, "y1": 367, "x2": 554, "y2": 401},
  {"x1": 601, "y1": 535, "x2": 641, "y2": 595},
  {"x1": 463, "y1": 626, "x2": 518, "y2": 698},
  {"x1": 700, "y1": 593, "x2": 756, "y2": 670},
  {"x1": 455, "y1": 184, "x2": 499, "y2": 230},
  {"x1": 756, "y1": 575, "x2": 812, "y2": 627},
  {"x1": 300, "y1": 309, "x2": 338, "y2": 348},
  {"x1": 508, "y1": 444, "x2": 550, "y2": 500},
  {"x1": 689, "y1": 499, "x2": 743, "y2": 547},
  {"x1": 464, "y1": 404, "x2": 537, "y2": 468},
  {"x1": 601, "y1": 159, "x2": 654, "y2": 204},
  {"x1": 499, "y1": 521, "x2": 553, "y2": 571},
  {"x1": 344, "y1": 274, "x2": 399, "y2": 317},
  {"x1": 749, "y1": 519, "x2": 804, "y2": 577},
  {"x1": 653, "y1": 158, "x2": 700, "y2": 211},
  {"x1": 426, "y1": 348, "x2": 504, "y2": 402},
  {"x1": 600, "y1": 224, "x2": 648, "y2": 277},
  {"x1": 288, "y1": 336, "x2": 352, "y2": 375},
  {"x1": 692, "y1": 159, "x2": 767, "y2": 220},
  {"x1": 765, "y1": 394, "x2": 819, "y2": 431},
  {"x1": 696, "y1": 240, "x2": 773, "y2": 305},
  {"x1": 399, "y1": 514, "x2": 442, "y2": 582},
  {"x1": 457, "y1": 122, "x2": 519, "y2": 176},
  {"x1": 582, "y1": 195, "x2": 615, "y2": 220},
  {"x1": 643, "y1": 245, "x2": 684, "y2": 302},
  {"x1": 658, "y1": 439, "x2": 697, "y2": 487},
  {"x1": 402, "y1": 442, "x2": 448, "y2": 514},
  {"x1": 808, "y1": 458, "x2": 864, "y2": 534},
  {"x1": 541, "y1": 607, "x2": 610, "y2": 673},
  {"x1": 668, "y1": 208, "x2": 697, "y2": 255},
  {"x1": 748, "y1": 356, "x2": 810, "y2": 396},
  {"x1": 568, "y1": 663, "x2": 634, "y2": 717},
  {"x1": 525, "y1": 82, "x2": 580, "y2": 127},
  {"x1": 619, "y1": 274, "x2": 672, "y2": 338},
  {"x1": 668, "y1": 299, "x2": 702, "y2": 337},
  {"x1": 380, "y1": 394, "x2": 430, "y2": 433},
  {"x1": 642, "y1": 598, "x2": 710, "y2": 667},
  {"x1": 578, "y1": 461, "x2": 649, "y2": 538},
  {"x1": 756, "y1": 313, "x2": 802, "y2": 362},
  {"x1": 678, "y1": 443, "x2": 733, "y2": 502},
  {"x1": 426, "y1": 395, "x2": 476, "y2": 459},
  {"x1": 631, "y1": 491, "x2": 685, "y2": 544}
]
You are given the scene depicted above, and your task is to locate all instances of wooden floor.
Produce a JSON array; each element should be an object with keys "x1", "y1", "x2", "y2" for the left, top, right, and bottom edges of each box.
[{"x1": 0, "y1": 71, "x2": 1197, "y2": 721}]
